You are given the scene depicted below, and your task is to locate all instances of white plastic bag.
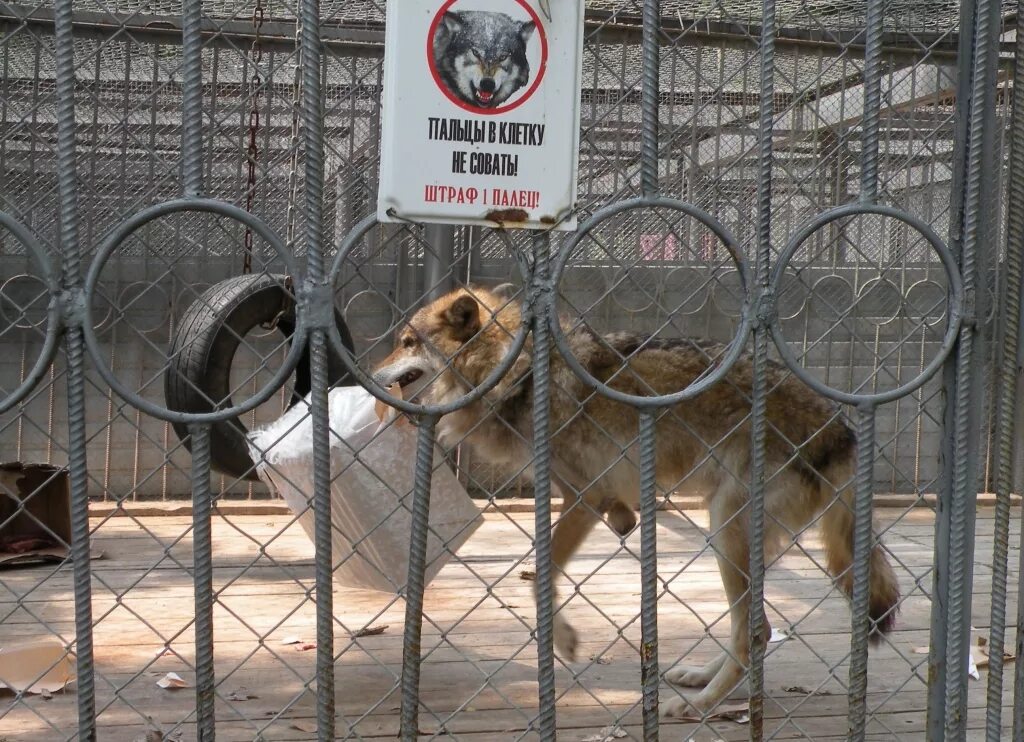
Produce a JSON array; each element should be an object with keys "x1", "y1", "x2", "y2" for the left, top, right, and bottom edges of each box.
[{"x1": 248, "y1": 386, "x2": 482, "y2": 593}]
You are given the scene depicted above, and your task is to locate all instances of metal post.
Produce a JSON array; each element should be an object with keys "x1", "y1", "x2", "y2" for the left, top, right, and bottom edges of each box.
[
  {"x1": 638, "y1": 413, "x2": 659, "y2": 739},
  {"x1": 747, "y1": 0, "x2": 776, "y2": 735},
  {"x1": 637, "y1": 2, "x2": 661, "y2": 736},
  {"x1": 847, "y1": 405, "x2": 877, "y2": 741},
  {"x1": 399, "y1": 416, "x2": 439, "y2": 741},
  {"x1": 190, "y1": 424, "x2": 216, "y2": 741},
  {"x1": 846, "y1": 1, "x2": 884, "y2": 737},
  {"x1": 930, "y1": 0, "x2": 1000, "y2": 733},
  {"x1": 54, "y1": 0, "x2": 95, "y2": 738},
  {"x1": 639, "y1": 0, "x2": 659, "y2": 197},
  {"x1": 987, "y1": 0, "x2": 1024, "y2": 736},
  {"x1": 298, "y1": 0, "x2": 336, "y2": 739},
  {"x1": 531, "y1": 231, "x2": 557, "y2": 740},
  {"x1": 926, "y1": 0, "x2": 980, "y2": 730},
  {"x1": 424, "y1": 224, "x2": 457, "y2": 300},
  {"x1": 180, "y1": 2, "x2": 216, "y2": 738}
]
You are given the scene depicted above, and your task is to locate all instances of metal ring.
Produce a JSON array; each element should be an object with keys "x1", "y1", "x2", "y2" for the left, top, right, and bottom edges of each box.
[
  {"x1": 343, "y1": 289, "x2": 397, "y2": 343},
  {"x1": 326, "y1": 214, "x2": 533, "y2": 416},
  {"x1": 116, "y1": 280, "x2": 171, "y2": 335},
  {"x1": 0, "y1": 211, "x2": 62, "y2": 414},
  {"x1": 768, "y1": 202, "x2": 964, "y2": 406},
  {"x1": 549, "y1": 196, "x2": 754, "y2": 409},
  {"x1": 81, "y1": 198, "x2": 307, "y2": 423}
]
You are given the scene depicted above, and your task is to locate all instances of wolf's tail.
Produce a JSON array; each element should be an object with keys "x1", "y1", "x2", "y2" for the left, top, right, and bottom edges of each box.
[{"x1": 817, "y1": 447, "x2": 900, "y2": 643}]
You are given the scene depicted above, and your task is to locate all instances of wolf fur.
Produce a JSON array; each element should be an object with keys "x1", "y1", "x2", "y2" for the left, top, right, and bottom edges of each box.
[
  {"x1": 373, "y1": 287, "x2": 900, "y2": 718},
  {"x1": 432, "y1": 10, "x2": 535, "y2": 109}
]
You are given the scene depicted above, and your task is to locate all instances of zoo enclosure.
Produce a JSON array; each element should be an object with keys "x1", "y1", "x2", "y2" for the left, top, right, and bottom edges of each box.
[{"x1": 0, "y1": 0, "x2": 1023, "y2": 740}]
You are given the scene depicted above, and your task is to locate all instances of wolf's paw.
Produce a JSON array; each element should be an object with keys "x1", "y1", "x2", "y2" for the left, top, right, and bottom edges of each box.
[
  {"x1": 553, "y1": 616, "x2": 578, "y2": 661},
  {"x1": 660, "y1": 694, "x2": 704, "y2": 720},
  {"x1": 606, "y1": 502, "x2": 637, "y2": 536},
  {"x1": 664, "y1": 664, "x2": 712, "y2": 688}
]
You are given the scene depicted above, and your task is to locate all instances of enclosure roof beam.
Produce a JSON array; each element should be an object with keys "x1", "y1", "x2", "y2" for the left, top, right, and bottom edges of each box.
[
  {"x1": 693, "y1": 63, "x2": 967, "y2": 170},
  {"x1": 3, "y1": 3, "x2": 1013, "y2": 61},
  {"x1": 0, "y1": 4, "x2": 384, "y2": 55}
]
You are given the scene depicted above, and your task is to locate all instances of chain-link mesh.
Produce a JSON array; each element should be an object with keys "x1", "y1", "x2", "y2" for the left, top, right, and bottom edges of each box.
[{"x1": 1, "y1": 0, "x2": 1021, "y2": 739}]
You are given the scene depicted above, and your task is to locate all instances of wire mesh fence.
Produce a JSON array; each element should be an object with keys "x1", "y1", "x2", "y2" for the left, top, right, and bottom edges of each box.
[{"x1": 0, "y1": 0, "x2": 1021, "y2": 739}]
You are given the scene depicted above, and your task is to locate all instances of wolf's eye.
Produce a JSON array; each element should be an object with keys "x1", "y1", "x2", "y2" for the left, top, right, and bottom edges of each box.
[
  {"x1": 470, "y1": 48, "x2": 483, "y2": 61},
  {"x1": 402, "y1": 336, "x2": 417, "y2": 349}
]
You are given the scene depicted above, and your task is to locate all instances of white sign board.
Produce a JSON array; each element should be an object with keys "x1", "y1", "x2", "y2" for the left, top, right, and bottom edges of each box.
[{"x1": 377, "y1": 0, "x2": 585, "y2": 231}]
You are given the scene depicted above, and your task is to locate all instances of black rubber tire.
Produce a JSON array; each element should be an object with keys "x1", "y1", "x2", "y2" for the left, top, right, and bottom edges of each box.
[{"x1": 164, "y1": 274, "x2": 355, "y2": 481}]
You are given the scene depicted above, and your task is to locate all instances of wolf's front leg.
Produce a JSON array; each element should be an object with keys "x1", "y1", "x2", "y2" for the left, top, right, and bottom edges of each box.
[
  {"x1": 663, "y1": 517, "x2": 752, "y2": 718},
  {"x1": 537, "y1": 497, "x2": 600, "y2": 661}
]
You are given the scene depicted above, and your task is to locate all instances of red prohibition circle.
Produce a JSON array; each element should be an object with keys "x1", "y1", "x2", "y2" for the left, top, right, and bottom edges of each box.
[{"x1": 426, "y1": 0, "x2": 548, "y2": 115}]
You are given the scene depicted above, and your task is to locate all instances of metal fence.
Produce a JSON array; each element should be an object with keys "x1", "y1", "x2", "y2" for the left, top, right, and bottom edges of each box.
[{"x1": 1, "y1": 0, "x2": 1023, "y2": 739}]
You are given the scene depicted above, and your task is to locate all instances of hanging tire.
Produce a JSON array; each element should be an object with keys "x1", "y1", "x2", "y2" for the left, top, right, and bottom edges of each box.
[{"x1": 164, "y1": 273, "x2": 355, "y2": 481}]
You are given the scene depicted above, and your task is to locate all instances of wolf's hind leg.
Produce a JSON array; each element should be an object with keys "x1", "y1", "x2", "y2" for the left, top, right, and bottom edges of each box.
[{"x1": 663, "y1": 489, "x2": 755, "y2": 717}]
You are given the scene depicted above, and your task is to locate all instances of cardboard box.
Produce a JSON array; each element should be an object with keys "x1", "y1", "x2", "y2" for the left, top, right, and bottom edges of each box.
[{"x1": 0, "y1": 462, "x2": 71, "y2": 567}]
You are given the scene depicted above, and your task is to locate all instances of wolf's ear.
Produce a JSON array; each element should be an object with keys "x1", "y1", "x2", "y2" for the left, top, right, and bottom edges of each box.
[
  {"x1": 519, "y1": 20, "x2": 536, "y2": 44},
  {"x1": 441, "y1": 11, "x2": 464, "y2": 35},
  {"x1": 443, "y1": 294, "x2": 482, "y2": 342}
]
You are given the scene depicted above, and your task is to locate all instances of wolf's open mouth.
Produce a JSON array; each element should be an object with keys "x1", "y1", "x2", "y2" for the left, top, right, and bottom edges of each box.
[
  {"x1": 397, "y1": 369, "x2": 424, "y2": 388},
  {"x1": 474, "y1": 89, "x2": 494, "y2": 105}
]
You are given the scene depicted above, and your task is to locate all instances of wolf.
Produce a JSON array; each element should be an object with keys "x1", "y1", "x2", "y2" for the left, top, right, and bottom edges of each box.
[
  {"x1": 373, "y1": 287, "x2": 900, "y2": 718},
  {"x1": 432, "y1": 10, "x2": 536, "y2": 109}
]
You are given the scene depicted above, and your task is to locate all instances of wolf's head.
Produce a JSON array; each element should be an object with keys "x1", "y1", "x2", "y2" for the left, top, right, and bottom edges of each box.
[
  {"x1": 433, "y1": 10, "x2": 536, "y2": 108},
  {"x1": 373, "y1": 287, "x2": 525, "y2": 407}
]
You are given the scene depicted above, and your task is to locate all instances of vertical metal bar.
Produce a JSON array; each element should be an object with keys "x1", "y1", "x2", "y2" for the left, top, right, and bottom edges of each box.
[
  {"x1": 845, "y1": 2, "x2": 885, "y2": 738},
  {"x1": 639, "y1": 0, "x2": 659, "y2": 196},
  {"x1": 747, "y1": 0, "x2": 776, "y2": 736},
  {"x1": 180, "y1": 4, "x2": 216, "y2": 735},
  {"x1": 189, "y1": 424, "x2": 216, "y2": 741},
  {"x1": 1015, "y1": 448, "x2": 1024, "y2": 740},
  {"x1": 943, "y1": 0, "x2": 1000, "y2": 732},
  {"x1": 927, "y1": 0, "x2": 980, "y2": 731},
  {"x1": 55, "y1": 0, "x2": 95, "y2": 738},
  {"x1": 180, "y1": 0, "x2": 203, "y2": 198},
  {"x1": 424, "y1": 225, "x2": 456, "y2": 300},
  {"x1": 858, "y1": 0, "x2": 884, "y2": 203},
  {"x1": 298, "y1": 0, "x2": 335, "y2": 739},
  {"x1": 399, "y1": 415, "x2": 439, "y2": 741},
  {"x1": 847, "y1": 405, "x2": 877, "y2": 741},
  {"x1": 531, "y1": 231, "x2": 557, "y2": 740},
  {"x1": 987, "y1": 0, "x2": 1024, "y2": 736},
  {"x1": 638, "y1": 412, "x2": 659, "y2": 740},
  {"x1": 637, "y1": 2, "x2": 660, "y2": 732}
]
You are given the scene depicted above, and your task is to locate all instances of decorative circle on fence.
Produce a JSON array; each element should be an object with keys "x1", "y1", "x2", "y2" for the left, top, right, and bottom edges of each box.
[
  {"x1": 327, "y1": 214, "x2": 533, "y2": 416},
  {"x1": 550, "y1": 196, "x2": 753, "y2": 408},
  {"x1": 768, "y1": 202, "x2": 964, "y2": 406},
  {"x1": 661, "y1": 266, "x2": 711, "y2": 316},
  {"x1": 1, "y1": 274, "x2": 49, "y2": 330},
  {"x1": 116, "y1": 280, "x2": 171, "y2": 335},
  {"x1": 81, "y1": 199, "x2": 307, "y2": 423},
  {"x1": 905, "y1": 278, "x2": 949, "y2": 327},
  {"x1": 344, "y1": 289, "x2": 399, "y2": 344},
  {"x1": 0, "y1": 212, "x2": 62, "y2": 414},
  {"x1": 807, "y1": 274, "x2": 855, "y2": 322}
]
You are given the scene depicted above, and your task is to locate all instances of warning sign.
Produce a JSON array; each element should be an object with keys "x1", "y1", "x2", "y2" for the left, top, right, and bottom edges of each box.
[{"x1": 377, "y1": 0, "x2": 585, "y2": 231}]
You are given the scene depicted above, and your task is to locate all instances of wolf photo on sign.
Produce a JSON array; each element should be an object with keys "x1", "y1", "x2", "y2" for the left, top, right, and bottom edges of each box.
[
  {"x1": 429, "y1": 1, "x2": 546, "y2": 113},
  {"x1": 377, "y1": 0, "x2": 585, "y2": 230}
]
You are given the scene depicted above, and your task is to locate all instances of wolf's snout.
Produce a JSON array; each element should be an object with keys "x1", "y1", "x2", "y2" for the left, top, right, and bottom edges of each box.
[{"x1": 474, "y1": 78, "x2": 496, "y2": 105}]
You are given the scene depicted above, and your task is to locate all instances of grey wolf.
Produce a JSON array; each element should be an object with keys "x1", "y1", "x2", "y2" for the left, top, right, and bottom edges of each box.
[
  {"x1": 373, "y1": 287, "x2": 900, "y2": 718},
  {"x1": 432, "y1": 10, "x2": 536, "y2": 109}
]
